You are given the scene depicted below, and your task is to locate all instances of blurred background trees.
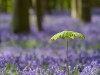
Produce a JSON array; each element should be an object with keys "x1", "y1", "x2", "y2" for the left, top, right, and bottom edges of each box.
[{"x1": 0, "y1": 0, "x2": 100, "y2": 33}]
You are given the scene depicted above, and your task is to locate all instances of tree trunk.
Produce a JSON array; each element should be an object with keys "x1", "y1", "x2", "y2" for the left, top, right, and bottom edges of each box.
[
  {"x1": 53, "y1": 0, "x2": 57, "y2": 10},
  {"x1": 56, "y1": 0, "x2": 61, "y2": 10},
  {"x1": 11, "y1": 0, "x2": 30, "y2": 34},
  {"x1": 78, "y1": 0, "x2": 91, "y2": 23},
  {"x1": 67, "y1": 0, "x2": 71, "y2": 9},
  {"x1": 29, "y1": 0, "x2": 33, "y2": 9},
  {"x1": 46, "y1": 0, "x2": 53, "y2": 14},
  {"x1": 71, "y1": 0, "x2": 78, "y2": 18},
  {"x1": 1, "y1": 0, "x2": 7, "y2": 12},
  {"x1": 36, "y1": 0, "x2": 44, "y2": 31},
  {"x1": 60, "y1": 0, "x2": 64, "y2": 10}
]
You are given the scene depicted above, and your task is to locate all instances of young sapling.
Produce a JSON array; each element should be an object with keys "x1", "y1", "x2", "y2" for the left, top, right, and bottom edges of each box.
[{"x1": 50, "y1": 30, "x2": 85, "y2": 75}]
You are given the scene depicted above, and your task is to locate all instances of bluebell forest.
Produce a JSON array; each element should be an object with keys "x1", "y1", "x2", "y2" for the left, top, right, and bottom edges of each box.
[{"x1": 0, "y1": 0, "x2": 100, "y2": 75}]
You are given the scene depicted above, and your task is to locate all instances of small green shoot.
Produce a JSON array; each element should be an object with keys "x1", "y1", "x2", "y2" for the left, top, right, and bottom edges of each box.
[{"x1": 50, "y1": 30, "x2": 85, "y2": 75}]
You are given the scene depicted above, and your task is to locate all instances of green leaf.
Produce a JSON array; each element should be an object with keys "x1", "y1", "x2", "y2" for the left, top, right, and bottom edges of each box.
[
  {"x1": 13, "y1": 71, "x2": 18, "y2": 75},
  {"x1": 50, "y1": 32, "x2": 61, "y2": 40},
  {"x1": 50, "y1": 30, "x2": 85, "y2": 41},
  {"x1": 73, "y1": 32, "x2": 85, "y2": 39}
]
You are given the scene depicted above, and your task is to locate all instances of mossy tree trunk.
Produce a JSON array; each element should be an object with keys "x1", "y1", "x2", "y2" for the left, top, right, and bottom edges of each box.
[
  {"x1": 36, "y1": 0, "x2": 44, "y2": 31},
  {"x1": 71, "y1": 0, "x2": 78, "y2": 18},
  {"x1": 11, "y1": 0, "x2": 30, "y2": 34},
  {"x1": 78, "y1": 0, "x2": 91, "y2": 23}
]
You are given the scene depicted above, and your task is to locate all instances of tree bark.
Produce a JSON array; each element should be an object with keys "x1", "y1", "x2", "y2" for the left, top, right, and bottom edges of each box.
[
  {"x1": 71, "y1": 0, "x2": 78, "y2": 18},
  {"x1": 36, "y1": 0, "x2": 44, "y2": 31},
  {"x1": 67, "y1": 0, "x2": 71, "y2": 9},
  {"x1": 53, "y1": 0, "x2": 57, "y2": 10},
  {"x1": 1, "y1": 0, "x2": 7, "y2": 12},
  {"x1": 11, "y1": 0, "x2": 30, "y2": 34},
  {"x1": 46, "y1": 0, "x2": 53, "y2": 14},
  {"x1": 29, "y1": 0, "x2": 33, "y2": 9},
  {"x1": 78, "y1": 0, "x2": 91, "y2": 23}
]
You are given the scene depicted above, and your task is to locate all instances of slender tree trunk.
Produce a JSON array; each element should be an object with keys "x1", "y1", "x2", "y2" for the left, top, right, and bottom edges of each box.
[
  {"x1": 78, "y1": 0, "x2": 91, "y2": 23},
  {"x1": 53, "y1": 0, "x2": 57, "y2": 10},
  {"x1": 11, "y1": 0, "x2": 30, "y2": 34},
  {"x1": 56, "y1": 0, "x2": 61, "y2": 10},
  {"x1": 31, "y1": 0, "x2": 36, "y2": 10},
  {"x1": 29, "y1": 0, "x2": 33, "y2": 9},
  {"x1": 60, "y1": 0, "x2": 64, "y2": 10},
  {"x1": 1, "y1": 0, "x2": 7, "y2": 12},
  {"x1": 41, "y1": 0, "x2": 46, "y2": 15},
  {"x1": 71, "y1": 0, "x2": 78, "y2": 18},
  {"x1": 67, "y1": 0, "x2": 71, "y2": 9},
  {"x1": 36, "y1": 0, "x2": 44, "y2": 31},
  {"x1": 46, "y1": 0, "x2": 53, "y2": 14}
]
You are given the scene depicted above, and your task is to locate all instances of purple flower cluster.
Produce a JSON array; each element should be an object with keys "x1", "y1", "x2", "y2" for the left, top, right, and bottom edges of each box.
[{"x1": 0, "y1": 11, "x2": 100, "y2": 74}]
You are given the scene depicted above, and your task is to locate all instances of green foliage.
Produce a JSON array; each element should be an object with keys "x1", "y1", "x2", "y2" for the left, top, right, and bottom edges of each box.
[
  {"x1": 25, "y1": 40, "x2": 40, "y2": 48},
  {"x1": 6, "y1": 40, "x2": 40, "y2": 48},
  {"x1": 50, "y1": 30, "x2": 85, "y2": 41},
  {"x1": 5, "y1": 64, "x2": 18, "y2": 75}
]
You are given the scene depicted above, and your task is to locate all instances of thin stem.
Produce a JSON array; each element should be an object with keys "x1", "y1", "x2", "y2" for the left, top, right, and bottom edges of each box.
[{"x1": 66, "y1": 38, "x2": 69, "y2": 75}]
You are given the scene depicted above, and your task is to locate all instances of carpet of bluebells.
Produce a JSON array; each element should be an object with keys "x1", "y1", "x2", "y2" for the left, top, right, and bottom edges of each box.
[{"x1": 0, "y1": 9, "x2": 100, "y2": 75}]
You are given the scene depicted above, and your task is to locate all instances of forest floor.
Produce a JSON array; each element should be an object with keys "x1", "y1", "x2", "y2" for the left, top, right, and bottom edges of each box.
[
  {"x1": 0, "y1": 9, "x2": 100, "y2": 74},
  {"x1": 0, "y1": 10, "x2": 100, "y2": 58}
]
